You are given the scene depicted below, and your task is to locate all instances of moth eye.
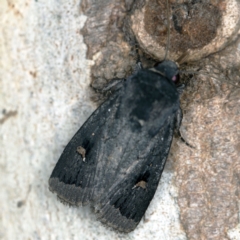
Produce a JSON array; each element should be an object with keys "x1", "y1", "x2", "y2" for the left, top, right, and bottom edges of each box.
[{"x1": 172, "y1": 73, "x2": 180, "y2": 84}]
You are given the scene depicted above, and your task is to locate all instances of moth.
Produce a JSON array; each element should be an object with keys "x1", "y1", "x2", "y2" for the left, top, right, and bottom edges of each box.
[{"x1": 49, "y1": 60, "x2": 183, "y2": 232}]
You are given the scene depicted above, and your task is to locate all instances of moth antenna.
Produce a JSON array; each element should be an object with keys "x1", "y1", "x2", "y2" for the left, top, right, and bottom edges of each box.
[
  {"x1": 179, "y1": 70, "x2": 201, "y2": 75},
  {"x1": 181, "y1": 68, "x2": 240, "y2": 89},
  {"x1": 164, "y1": 0, "x2": 170, "y2": 61}
]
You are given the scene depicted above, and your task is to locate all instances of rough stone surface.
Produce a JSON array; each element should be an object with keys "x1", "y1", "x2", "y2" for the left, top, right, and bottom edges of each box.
[
  {"x1": 176, "y1": 44, "x2": 240, "y2": 239},
  {"x1": 1, "y1": 0, "x2": 240, "y2": 240},
  {"x1": 131, "y1": 0, "x2": 240, "y2": 62},
  {"x1": 0, "y1": 0, "x2": 185, "y2": 239},
  {"x1": 80, "y1": 0, "x2": 137, "y2": 93}
]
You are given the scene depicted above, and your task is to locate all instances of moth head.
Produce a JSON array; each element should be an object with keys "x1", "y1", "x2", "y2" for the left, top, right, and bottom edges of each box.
[{"x1": 153, "y1": 60, "x2": 179, "y2": 82}]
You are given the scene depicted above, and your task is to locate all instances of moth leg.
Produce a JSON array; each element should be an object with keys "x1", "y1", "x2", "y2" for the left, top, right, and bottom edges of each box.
[
  {"x1": 92, "y1": 60, "x2": 143, "y2": 96},
  {"x1": 91, "y1": 78, "x2": 126, "y2": 103},
  {"x1": 103, "y1": 61, "x2": 143, "y2": 92},
  {"x1": 93, "y1": 61, "x2": 143, "y2": 96},
  {"x1": 91, "y1": 78, "x2": 125, "y2": 94},
  {"x1": 175, "y1": 108, "x2": 194, "y2": 148},
  {"x1": 179, "y1": 133, "x2": 193, "y2": 148},
  {"x1": 133, "y1": 62, "x2": 143, "y2": 74},
  {"x1": 175, "y1": 107, "x2": 182, "y2": 132},
  {"x1": 176, "y1": 83, "x2": 185, "y2": 95}
]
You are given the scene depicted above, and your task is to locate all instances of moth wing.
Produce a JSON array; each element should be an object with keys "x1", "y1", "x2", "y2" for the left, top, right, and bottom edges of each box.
[
  {"x1": 49, "y1": 84, "x2": 125, "y2": 206},
  {"x1": 94, "y1": 118, "x2": 175, "y2": 233},
  {"x1": 49, "y1": 69, "x2": 180, "y2": 232}
]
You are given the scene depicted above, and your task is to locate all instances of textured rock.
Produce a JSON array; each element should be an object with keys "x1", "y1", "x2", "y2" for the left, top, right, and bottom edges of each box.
[
  {"x1": 1, "y1": 0, "x2": 240, "y2": 239},
  {"x1": 174, "y1": 37, "x2": 240, "y2": 239},
  {"x1": 131, "y1": 0, "x2": 240, "y2": 62},
  {"x1": 80, "y1": 0, "x2": 137, "y2": 91}
]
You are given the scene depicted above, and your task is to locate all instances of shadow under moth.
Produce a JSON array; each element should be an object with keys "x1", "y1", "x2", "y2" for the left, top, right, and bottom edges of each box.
[{"x1": 49, "y1": 60, "x2": 183, "y2": 232}]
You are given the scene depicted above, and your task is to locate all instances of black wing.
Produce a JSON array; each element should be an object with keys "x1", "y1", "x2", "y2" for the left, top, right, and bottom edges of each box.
[
  {"x1": 94, "y1": 115, "x2": 177, "y2": 232},
  {"x1": 49, "y1": 68, "x2": 180, "y2": 232},
  {"x1": 49, "y1": 83, "x2": 124, "y2": 206}
]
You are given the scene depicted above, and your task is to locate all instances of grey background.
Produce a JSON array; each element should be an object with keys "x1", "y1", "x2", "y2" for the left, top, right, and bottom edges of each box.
[{"x1": 1, "y1": 0, "x2": 240, "y2": 240}]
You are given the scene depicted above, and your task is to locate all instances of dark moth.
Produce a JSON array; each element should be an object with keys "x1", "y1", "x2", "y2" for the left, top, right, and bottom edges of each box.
[{"x1": 49, "y1": 60, "x2": 183, "y2": 233}]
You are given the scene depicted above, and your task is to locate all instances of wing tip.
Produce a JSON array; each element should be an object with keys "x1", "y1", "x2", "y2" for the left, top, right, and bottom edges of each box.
[
  {"x1": 49, "y1": 177, "x2": 143, "y2": 232},
  {"x1": 95, "y1": 203, "x2": 139, "y2": 233},
  {"x1": 48, "y1": 177, "x2": 90, "y2": 206}
]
